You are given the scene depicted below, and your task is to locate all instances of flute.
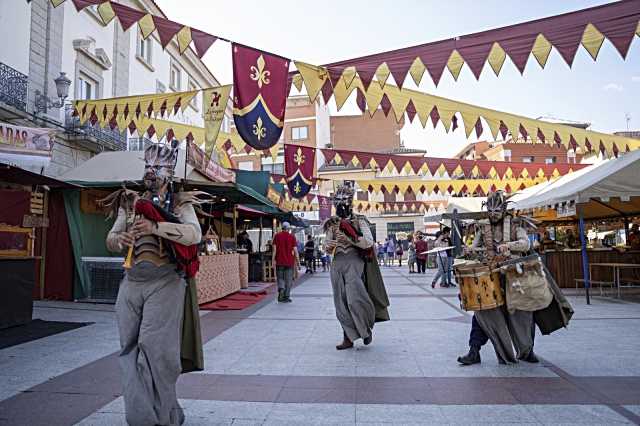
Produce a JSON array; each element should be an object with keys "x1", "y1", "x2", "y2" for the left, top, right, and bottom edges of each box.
[{"x1": 122, "y1": 212, "x2": 138, "y2": 269}]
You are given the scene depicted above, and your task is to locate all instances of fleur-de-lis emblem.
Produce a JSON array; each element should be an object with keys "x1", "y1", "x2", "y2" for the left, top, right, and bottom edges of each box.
[
  {"x1": 253, "y1": 117, "x2": 266, "y2": 140},
  {"x1": 294, "y1": 147, "x2": 305, "y2": 166},
  {"x1": 294, "y1": 181, "x2": 302, "y2": 194},
  {"x1": 250, "y1": 55, "x2": 270, "y2": 88}
]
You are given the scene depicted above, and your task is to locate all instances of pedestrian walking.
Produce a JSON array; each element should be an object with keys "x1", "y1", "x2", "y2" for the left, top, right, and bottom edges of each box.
[
  {"x1": 431, "y1": 227, "x2": 454, "y2": 288},
  {"x1": 304, "y1": 234, "x2": 315, "y2": 274},
  {"x1": 377, "y1": 241, "x2": 385, "y2": 265},
  {"x1": 396, "y1": 242, "x2": 404, "y2": 267},
  {"x1": 385, "y1": 237, "x2": 396, "y2": 266},
  {"x1": 273, "y1": 222, "x2": 299, "y2": 302},
  {"x1": 407, "y1": 240, "x2": 416, "y2": 273},
  {"x1": 414, "y1": 232, "x2": 428, "y2": 274}
]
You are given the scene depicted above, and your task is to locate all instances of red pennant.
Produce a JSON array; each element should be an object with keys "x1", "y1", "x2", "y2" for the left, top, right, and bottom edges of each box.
[
  {"x1": 406, "y1": 100, "x2": 417, "y2": 123},
  {"x1": 545, "y1": 25, "x2": 587, "y2": 66},
  {"x1": 501, "y1": 34, "x2": 538, "y2": 74},
  {"x1": 72, "y1": 0, "x2": 101, "y2": 11},
  {"x1": 153, "y1": 16, "x2": 183, "y2": 48},
  {"x1": 451, "y1": 115, "x2": 458, "y2": 132},
  {"x1": 357, "y1": 67, "x2": 376, "y2": 91},
  {"x1": 475, "y1": 117, "x2": 483, "y2": 138},
  {"x1": 380, "y1": 94, "x2": 392, "y2": 117},
  {"x1": 355, "y1": 88, "x2": 367, "y2": 113},
  {"x1": 111, "y1": 3, "x2": 145, "y2": 32},
  {"x1": 519, "y1": 124, "x2": 528, "y2": 140},
  {"x1": 166, "y1": 129, "x2": 175, "y2": 142},
  {"x1": 191, "y1": 28, "x2": 217, "y2": 58},
  {"x1": 458, "y1": 40, "x2": 494, "y2": 80},
  {"x1": 599, "y1": 17, "x2": 640, "y2": 59},
  {"x1": 499, "y1": 121, "x2": 509, "y2": 140},
  {"x1": 321, "y1": 149, "x2": 337, "y2": 164},
  {"x1": 537, "y1": 128, "x2": 546, "y2": 143},
  {"x1": 320, "y1": 79, "x2": 334, "y2": 105},
  {"x1": 420, "y1": 39, "x2": 455, "y2": 86},
  {"x1": 430, "y1": 106, "x2": 440, "y2": 129},
  {"x1": 128, "y1": 120, "x2": 137, "y2": 135}
]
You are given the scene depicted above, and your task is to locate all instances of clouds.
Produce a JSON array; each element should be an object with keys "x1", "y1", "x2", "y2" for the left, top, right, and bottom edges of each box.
[{"x1": 602, "y1": 83, "x2": 624, "y2": 92}]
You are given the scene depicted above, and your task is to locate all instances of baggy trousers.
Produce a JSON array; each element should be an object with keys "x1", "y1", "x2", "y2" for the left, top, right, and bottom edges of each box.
[
  {"x1": 276, "y1": 266, "x2": 294, "y2": 298},
  {"x1": 473, "y1": 308, "x2": 535, "y2": 364},
  {"x1": 115, "y1": 263, "x2": 186, "y2": 426},
  {"x1": 330, "y1": 251, "x2": 376, "y2": 342}
]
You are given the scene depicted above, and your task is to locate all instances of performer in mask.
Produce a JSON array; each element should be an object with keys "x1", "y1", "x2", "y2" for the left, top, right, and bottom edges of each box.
[
  {"x1": 324, "y1": 183, "x2": 390, "y2": 350},
  {"x1": 103, "y1": 142, "x2": 203, "y2": 425},
  {"x1": 457, "y1": 191, "x2": 538, "y2": 366}
]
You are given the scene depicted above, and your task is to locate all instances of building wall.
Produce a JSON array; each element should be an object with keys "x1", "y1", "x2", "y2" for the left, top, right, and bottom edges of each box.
[
  {"x1": 483, "y1": 143, "x2": 579, "y2": 163},
  {"x1": 368, "y1": 215, "x2": 425, "y2": 242},
  {"x1": 0, "y1": 1, "x2": 31, "y2": 75},
  {"x1": 331, "y1": 113, "x2": 402, "y2": 152}
]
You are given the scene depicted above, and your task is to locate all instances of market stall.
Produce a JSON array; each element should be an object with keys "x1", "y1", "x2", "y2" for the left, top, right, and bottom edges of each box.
[
  {"x1": 0, "y1": 163, "x2": 76, "y2": 328},
  {"x1": 511, "y1": 150, "x2": 640, "y2": 298},
  {"x1": 59, "y1": 149, "x2": 277, "y2": 304}
]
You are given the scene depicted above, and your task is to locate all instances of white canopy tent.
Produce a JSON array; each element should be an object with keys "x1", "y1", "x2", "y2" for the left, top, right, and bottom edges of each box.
[{"x1": 510, "y1": 150, "x2": 640, "y2": 220}]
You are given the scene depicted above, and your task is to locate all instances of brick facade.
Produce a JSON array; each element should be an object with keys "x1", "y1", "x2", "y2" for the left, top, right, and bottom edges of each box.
[{"x1": 331, "y1": 113, "x2": 402, "y2": 152}]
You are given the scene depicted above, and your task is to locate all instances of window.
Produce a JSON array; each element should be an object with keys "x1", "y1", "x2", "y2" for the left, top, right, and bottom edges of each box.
[
  {"x1": 77, "y1": 74, "x2": 96, "y2": 100},
  {"x1": 291, "y1": 126, "x2": 308, "y2": 140},
  {"x1": 522, "y1": 156, "x2": 534, "y2": 163},
  {"x1": 261, "y1": 163, "x2": 284, "y2": 175},
  {"x1": 170, "y1": 63, "x2": 182, "y2": 91},
  {"x1": 156, "y1": 80, "x2": 166, "y2": 94},
  {"x1": 503, "y1": 149, "x2": 512, "y2": 162},
  {"x1": 238, "y1": 161, "x2": 254, "y2": 171},
  {"x1": 187, "y1": 79, "x2": 198, "y2": 110},
  {"x1": 136, "y1": 32, "x2": 153, "y2": 66},
  {"x1": 127, "y1": 137, "x2": 150, "y2": 152},
  {"x1": 545, "y1": 156, "x2": 556, "y2": 164}
]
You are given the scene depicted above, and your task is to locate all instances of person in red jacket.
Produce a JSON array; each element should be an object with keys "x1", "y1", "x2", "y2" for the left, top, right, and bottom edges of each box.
[
  {"x1": 272, "y1": 221, "x2": 299, "y2": 303},
  {"x1": 414, "y1": 232, "x2": 429, "y2": 274}
]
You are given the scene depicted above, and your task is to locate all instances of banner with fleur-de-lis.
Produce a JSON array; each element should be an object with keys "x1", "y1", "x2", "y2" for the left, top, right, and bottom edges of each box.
[
  {"x1": 284, "y1": 144, "x2": 315, "y2": 198},
  {"x1": 232, "y1": 43, "x2": 290, "y2": 150}
]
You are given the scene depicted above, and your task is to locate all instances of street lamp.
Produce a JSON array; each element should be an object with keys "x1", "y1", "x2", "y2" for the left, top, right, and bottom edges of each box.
[{"x1": 35, "y1": 72, "x2": 71, "y2": 113}]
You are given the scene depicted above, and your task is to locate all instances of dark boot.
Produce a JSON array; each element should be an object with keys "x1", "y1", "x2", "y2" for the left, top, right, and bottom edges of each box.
[
  {"x1": 277, "y1": 289, "x2": 285, "y2": 302},
  {"x1": 363, "y1": 334, "x2": 372, "y2": 346},
  {"x1": 457, "y1": 345, "x2": 481, "y2": 365},
  {"x1": 522, "y1": 351, "x2": 539, "y2": 363},
  {"x1": 336, "y1": 332, "x2": 353, "y2": 350}
]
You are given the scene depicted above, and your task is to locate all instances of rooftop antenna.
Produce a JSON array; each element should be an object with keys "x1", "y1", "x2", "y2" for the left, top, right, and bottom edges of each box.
[{"x1": 625, "y1": 113, "x2": 631, "y2": 131}]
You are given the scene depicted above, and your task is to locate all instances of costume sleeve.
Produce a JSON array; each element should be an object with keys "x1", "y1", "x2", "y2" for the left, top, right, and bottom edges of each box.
[
  {"x1": 506, "y1": 227, "x2": 530, "y2": 252},
  {"x1": 353, "y1": 217, "x2": 374, "y2": 249},
  {"x1": 106, "y1": 208, "x2": 127, "y2": 253},
  {"x1": 155, "y1": 203, "x2": 202, "y2": 246},
  {"x1": 324, "y1": 225, "x2": 335, "y2": 251}
]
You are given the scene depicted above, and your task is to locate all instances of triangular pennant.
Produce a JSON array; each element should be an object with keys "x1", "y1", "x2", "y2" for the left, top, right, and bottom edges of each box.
[
  {"x1": 531, "y1": 33, "x2": 553, "y2": 68},
  {"x1": 357, "y1": 67, "x2": 376, "y2": 91},
  {"x1": 138, "y1": 14, "x2": 156, "y2": 40},
  {"x1": 97, "y1": 2, "x2": 115, "y2": 25},
  {"x1": 581, "y1": 23, "x2": 606, "y2": 60},
  {"x1": 457, "y1": 40, "x2": 494, "y2": 80},
  {"x1": 501, "y1": 34, "x2": 538, "y2": 73},
  {"x1": 421, "y1": 42, "x2": 453, "y2": 86},
  {"x1": 292, "y1": 74, "x2": 304, "y2": 92},
  {"x1": 176, "y1": 26, "x2": 193, "y2": 54},
  {"x1": 406, "y1": 100, "x2": 417, "y2": 123},
  {"x1": 111, "y1": 3, "x2": 145, "y2": 32},
  {"x1": 545, "y1": 24, "x2": 587, "y2": 66},
  {"x1": 475, "y1": 117, "x2": 484, "y2": 138},
  {"x1": 191, "y1": 28, "x2": 217, "y2": 58},
  {"x1": 375, "y1": 62, "x2": 391, "y2": 88},
  {"x1": 487, "y1": 42, "x2": 507, "y2": 76},
  {"x1": 153, "y1": 16, "x2": 183, "y2": 48},
  {"x1": 295, "y1": 62, "x2": 328, "y2": 103},
  {"x1": 446, "y1": 50, "x2": 465, "y2": 81},
  {"x1": 320, "y1": 78, "x2": 334, "y2": 105},
  {"x1": 599, "y1": 16, "x2": 640, "y2": 59},
  {"x1": 408, "y1": 57, "x2": 427, "y2": 86},
  {"x1": 460, "y1": 112, "x2": 479, "y2": 139}
]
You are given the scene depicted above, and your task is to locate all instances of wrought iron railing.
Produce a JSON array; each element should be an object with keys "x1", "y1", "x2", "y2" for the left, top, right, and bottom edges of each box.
[
  {"x1": 0, "y1": 62, "x2": 28, "y2": 111},
  {"x1": 64, "y1": 105, "x2": 126, "y2": 151},
  {"x1": 126, "y1": 137, "x2": 153, "y2": 151}
]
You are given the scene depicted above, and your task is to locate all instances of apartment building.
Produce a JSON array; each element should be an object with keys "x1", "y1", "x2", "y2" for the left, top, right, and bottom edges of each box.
[{"x1": 0, "y1": 0, "x2": 220, "y2": 176}]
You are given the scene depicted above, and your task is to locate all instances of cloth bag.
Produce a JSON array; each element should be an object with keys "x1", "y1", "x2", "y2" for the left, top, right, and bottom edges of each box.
[{"x1": 502, "y1": 257, "x2": 553, "y2": 313}]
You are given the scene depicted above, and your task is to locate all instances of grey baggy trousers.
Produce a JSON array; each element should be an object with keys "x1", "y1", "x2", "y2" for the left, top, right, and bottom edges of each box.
[
  {"x1": 330, "y1": 251, "x2": 376, "y2": 342},
  {"x1": 115, "y1": 263, "x2": 186, "y2": 426}
]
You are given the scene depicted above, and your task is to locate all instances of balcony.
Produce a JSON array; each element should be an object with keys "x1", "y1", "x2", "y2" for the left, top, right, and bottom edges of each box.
[
  {"x1": 0, "y1": 62, "x2": 28, "y2": 112},
  {"x1": 64, "y1": 105, "x2": 126, "y2": 151}
]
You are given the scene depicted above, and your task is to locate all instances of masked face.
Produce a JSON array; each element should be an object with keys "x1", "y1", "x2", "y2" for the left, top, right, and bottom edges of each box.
[
  {"x1": 143, "y1": 165, "x2": 170, "y2": 194},
  {"x1": 488, "y1": 209, "x2": 503, "y2": 225},
  {"x1": 332, "y1": 185, "x2": 354, "y2": 218},
  {"x1": 336, "y1": 203, "x2": 352, "y2": 218}
]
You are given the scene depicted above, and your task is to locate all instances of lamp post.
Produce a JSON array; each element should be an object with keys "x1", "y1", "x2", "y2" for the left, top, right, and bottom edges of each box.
[{"x1": 34, "y1": 72, "x2": 71, "y2": 114}]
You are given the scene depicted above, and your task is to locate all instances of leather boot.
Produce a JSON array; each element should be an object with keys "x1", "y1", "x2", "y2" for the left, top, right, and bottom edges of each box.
[
  {"x1": 457, "y1": 345, "x2": 481, "y2": 365},
  {"x1": 522, "y1": 351, "x2": 539, "y2": 363},
  {"x1": 363, "y1": 333, "x2": 372, "y2": 346},
  {"x1": 336, "y1": 332, "x2": 353, "y2": 350},
  {"x1": 277, "y1": 289, "x2": 285, "y2": 302}
]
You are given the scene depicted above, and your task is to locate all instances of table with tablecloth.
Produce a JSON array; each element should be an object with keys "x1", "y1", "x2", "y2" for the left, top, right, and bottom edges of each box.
[{"x1": 196, "y1": 253, "x2": 241, "y2": 304}]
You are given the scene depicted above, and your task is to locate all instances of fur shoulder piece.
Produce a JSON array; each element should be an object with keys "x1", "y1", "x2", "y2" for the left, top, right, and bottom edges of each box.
[
  {"x1": 322, "y1": 216, "x2": 340, "y2": 231},
  {"x1": 97, "y1": 188, "x2": 139, "y2": 220},
  {"x1": 354, "y1": 214, "x2": 370, "y2": 225},
  {"x1": 173, "y1": 191, "x2": 215, "y2": 209},
  {"x1": 512, "y1": 215, "x2": 538, "y2": 231}
]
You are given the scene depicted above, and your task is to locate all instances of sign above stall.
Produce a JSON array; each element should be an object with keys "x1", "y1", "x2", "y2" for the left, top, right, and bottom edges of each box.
[{"x1": 557, "y1": 203, "x2": 577, "y2": 218}]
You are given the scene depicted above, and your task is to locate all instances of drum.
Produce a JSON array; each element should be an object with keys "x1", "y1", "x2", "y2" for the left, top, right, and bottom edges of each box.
[
  {"x1": 500, "y1": 254, "x2": 553, "y2": 312},
  {"x1": 453, "y1": 260, "x2": 505, "y2": 311}
]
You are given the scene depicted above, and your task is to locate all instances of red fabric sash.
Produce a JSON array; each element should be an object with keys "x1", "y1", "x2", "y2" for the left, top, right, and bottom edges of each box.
[{"x1": 135, "y1": 199, "x2": 200, "y2": 278}]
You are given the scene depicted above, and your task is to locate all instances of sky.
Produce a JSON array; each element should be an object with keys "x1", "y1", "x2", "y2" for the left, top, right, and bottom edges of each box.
[{"x1": 156, "y1": 0, "x2": 640, "y2": 158}]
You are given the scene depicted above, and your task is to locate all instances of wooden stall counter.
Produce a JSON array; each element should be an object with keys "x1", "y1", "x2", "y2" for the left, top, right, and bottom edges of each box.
[
  {"x1": 544, "y1": 249, "x2": 640, "y2": 288},
  {"x1": 196, "y1": 253, "x2": 241, "y2": 304},
  {"x1": 239, "y1": 253, "x2": 249, "y2": 289}
]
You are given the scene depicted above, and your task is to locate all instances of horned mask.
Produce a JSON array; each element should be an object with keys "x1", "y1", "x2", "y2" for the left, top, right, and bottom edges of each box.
[{"x1": 332, "y1": 184, "x2": 354, "y2": 218}]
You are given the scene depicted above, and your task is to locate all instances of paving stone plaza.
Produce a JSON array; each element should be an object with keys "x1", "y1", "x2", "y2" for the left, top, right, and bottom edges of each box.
[{"x1": 0, "y1": 266, "x2": 639, "y2": 425}]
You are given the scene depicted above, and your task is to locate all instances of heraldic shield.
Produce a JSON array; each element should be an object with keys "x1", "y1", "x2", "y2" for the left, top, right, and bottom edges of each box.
[
  {"x1": 233, "y1": 43, "x2": 290, "y2": 150},
  {"x1": 285, "y1": 144, "x2": 315, "y2": 198}
]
